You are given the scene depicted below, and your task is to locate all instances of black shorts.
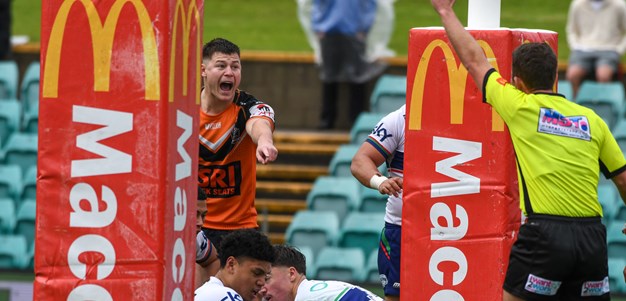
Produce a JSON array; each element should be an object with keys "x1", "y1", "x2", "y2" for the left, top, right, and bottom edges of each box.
[{"x1": 503, "y1": 215, "x2": 610, "y2": 300}]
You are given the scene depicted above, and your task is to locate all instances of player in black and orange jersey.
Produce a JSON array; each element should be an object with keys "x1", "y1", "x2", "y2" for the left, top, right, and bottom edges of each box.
[
  {"x1": 431, "y1": 0, "x2": 626, "y2": 300},
  {"x1": 198, "y1": 38, "x2": 278, "y2": 252}
]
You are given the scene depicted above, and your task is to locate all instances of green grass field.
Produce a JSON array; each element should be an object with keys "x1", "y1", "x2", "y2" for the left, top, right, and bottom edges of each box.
[{"x1": 12, "y1": 0, "x2": 573, "y2": 60}]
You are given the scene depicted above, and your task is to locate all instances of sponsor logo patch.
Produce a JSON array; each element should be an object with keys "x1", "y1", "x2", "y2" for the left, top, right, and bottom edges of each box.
[
  {"x1": 538, "y1": 108, "x2": 591, "y2": 141},
  {"x1": 525, "y1": 274, "x2": 561, "y2": 296},
  {"x1": 581, "y1": 277, "x2": 609, "y2": 296},
  {"x1": 250, "y1": 104, "x2": 274, "y2": 119}
]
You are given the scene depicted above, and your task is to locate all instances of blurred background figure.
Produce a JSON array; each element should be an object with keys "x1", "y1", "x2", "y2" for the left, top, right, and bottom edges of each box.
[
  {"x1": 565, "y1": 0, "x2": 626, "y2": 98},
  {"x1": 299, "y1": 0, "x2": 389, "y2": 129},
  {"x1": 0, "y1": 0, "x2": 10, "y2": 60}
]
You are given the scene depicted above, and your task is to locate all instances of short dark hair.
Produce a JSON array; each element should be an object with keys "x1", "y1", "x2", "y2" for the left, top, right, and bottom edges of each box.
[
  {"x1": 202, "y1": 38, "x2": 240, "y2": 60},
  {"x1": 511, "y1": 43, "x2": 557, "y2": 91},
  {"x1": 218, "y1": 229, "x2": 275, "y2": 267},
  {"x1": 272, "y1": 245, "x2": 306, "y2": 275}
]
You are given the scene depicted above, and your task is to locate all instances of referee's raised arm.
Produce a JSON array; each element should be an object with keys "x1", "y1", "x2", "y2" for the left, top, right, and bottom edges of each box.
[{"x1": 431, "y1": 0, "x2": 492, "y2": 89}]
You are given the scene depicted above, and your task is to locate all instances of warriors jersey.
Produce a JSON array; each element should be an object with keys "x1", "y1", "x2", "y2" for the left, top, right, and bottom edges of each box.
[
  {"x1": 365, "y1": 105, "x2": 405, "y2": 225},
  {"x1": 198, "y1": 90, "x2": 275, "y2": 229},
  {"x1": 295, "y1": 279, "x2": 383, "y2": 301},
  {"x1": 483, "y1": 69, "x2": 626, "y2": 217},
  {"x1": 194, "y1": 277, "x2": 242, "y2": 301}
]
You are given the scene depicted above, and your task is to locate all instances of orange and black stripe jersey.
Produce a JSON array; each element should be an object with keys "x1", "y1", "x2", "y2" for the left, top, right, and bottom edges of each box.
[{"x1": 198, "y1": 90, "x2": 275, "y2": 230}]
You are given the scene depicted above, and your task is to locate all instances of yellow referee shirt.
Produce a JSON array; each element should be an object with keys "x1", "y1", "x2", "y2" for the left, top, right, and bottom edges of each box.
[{"x1": 483, "y1": 69, "x2": 626, "y2": 217}]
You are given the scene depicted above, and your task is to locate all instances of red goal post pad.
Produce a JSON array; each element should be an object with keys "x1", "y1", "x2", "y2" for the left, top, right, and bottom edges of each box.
[
  {"x1": 401, "y1": 28, "x2": 558, "y2": 301},
  {"x1": 35, "y1": 0, "x2": 203, "y2": 300}
]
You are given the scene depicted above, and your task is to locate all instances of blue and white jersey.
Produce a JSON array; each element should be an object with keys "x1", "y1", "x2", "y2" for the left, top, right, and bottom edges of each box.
[
  {"x1": 295, "y1": 279, "x2": 383, "y2": 301},
  {"x1": 195, "y1": 277, "x2": 242, "y2": 301},
  {"x1": 365, "y1": 104, "x2": 405, "y2": 226}
]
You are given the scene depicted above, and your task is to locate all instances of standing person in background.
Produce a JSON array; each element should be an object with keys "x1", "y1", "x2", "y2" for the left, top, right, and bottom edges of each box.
[
  {"x1": 0, "y1": 0, "x2": 10, "y2": 60},
  {"x1": 350, "y1": 104, "x2": 404, "y2": 301},
  {"x1": 312, "y1": 0, "x2": 381, "y2": 129},
  {"x1": 565, "y1": 0, "x2": 626, "y2": 98},
  {"x1": 431, "y1": 0, "x2": 626, "y2": 300},
  {"x1": 198, "y1": 38, "x2": 278, "y2": 251},
  {"x1": 195, "y1": 229, "x2": 275, "y2": 301}
]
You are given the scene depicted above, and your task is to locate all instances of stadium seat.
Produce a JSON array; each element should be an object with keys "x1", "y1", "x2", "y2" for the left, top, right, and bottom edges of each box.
[
  {"x1": 575, "y1": 81, "x2": 625, "y2": 130},
  {"x1": 607, "y1": 222, "x2": 626, "y2": 259},
  {"x1": 611, "y1": 203, "x2": 626, "y2": 223},
  {"x1": 0, "y1": 198, "x2": 15, "y2": 234},
  {"x1": 0, "y1": 99, "x2": 21, "y2": 146},
  {"x1": 557, "y1": 80, "x2": 574, "y2": 101},
  {"x1": 349, "y1": 112, "x2": 385, "y2": 145},
  {"x1": 597, "y1": 184, "x2": 617, "y2": 224},
  {"x1": 306, "y1": 176, "x2": 361, "y2": 221},
  {"x1": 364, "y1": 249, "x2": 379, "y2": 284},
  {"x1": 297, "y1": 245, "x2": 316, "y2": 279},
  {"x1": 20, "y1": 61, "x2": 40, "y2": 115},
  {"x1": 285, "y1": 210, "x2": 339, "y2": 257},
  {"x1": 22, "y1": 108, "x2": 39, "y2": 134},
  {"x1": 21, "y1": 165, "x2": 37, "y2": 201},
  {"x1": 608, "y1": 258, "x2": 626, "y2": 294},
  {"x1": 328, "y1": 144, "x2": 359, "y2": 177},
  {"x1": 0, "y1": 61, "x2": 19, "y2": 100},
  {"x1": 1, "y1": 132, "x2": 38, "y2": 174},
  {"x1": 338, "y1": 212, "x2": 384, "y2": 259},
  {"x1": 613, "y1": 119, "x2": 626, "y2": 154},
  {"x1": 15, "y1": 199, "x2": 36, "y2": 250},
  {"x1": 314, "y1": 246, "x2": 365, "y2": 282},
  {"x1": 0, "y1": 164, "x2": 23, "y2": 204},
  {"x1": 359, "y1": 186, "x2": 387, "y2": 212},
  {"x1": 370, "y1": 75, "x2": 406, "y2": 114},
  {"x1": 0, "y1": 234, "x2": 27, "y2": 269}
]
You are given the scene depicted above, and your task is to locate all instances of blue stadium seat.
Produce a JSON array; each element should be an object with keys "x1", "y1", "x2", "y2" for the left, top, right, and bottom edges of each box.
[
  {"x1": 597, "y1": 184, "x2": 618, "y2": 224},
  {"x1": 350, "y1": 112, "x2": 385, "y2": 145},
  {"x1": 364, "y1": 249, "x2": 379, "y2": 284},
  {"x1": 607, "y1": 222, "x2": 626, "y2": 259},
  {"x1": 15, "y1": 199, "x2": 36, "y2": 250},
  {"x1": 0, "y1": 100, "x2": 21, "y2": 146},
  {"x1": 328, "y1": 144, "x2": 359, "y2": 177},
  {"x1": 0, "y1": 234, "x2": 27, "y2": 269},
  {"x1": 0, "y1": 164, "x2": 23, "y2": 204},
  {"x1": 20, "y1": 61, "x2": 40, "y2": 115},
  {"x1": 22, "y1": 108, "x2": 38, "y2": 134},
  {"x1": 21, "y1": 165, "x2": 36, "y2": 200},
  {"x1": 613, "y1": 120, "x2": 626, "y2": 154},
  {"x1": 1, "y1": 132, "x2": 38, "y2": 174},
  {"x1": 370, "y1": 75, "x2": 406, "y2": 114},
  {"x1": 0, "y1": 198, "x2": 15, "y2": 234},
  {"x1": 359, "y1": 186, "x2": 387, "y2": 212},
  {"x1": 306, "y1": 176, "x2": 361, "y2": 221},
  {"x1": 297, "y1": 246, "x2": 316, "y2": 279},
  {"x1": 575, "y1": 81, "x2": 625, "y2": 130},
  {"x1": 557, "y1": 80, "x2": 574, "y2": 101},
  {"x1": 0, "y1": 61, "x2": 19, "y2": 100},
  {"x1": 285, "y1": 210, "x2": 339, "y2": 257},
  {"x1": 608, "y1": 258, "x2": 626, "y2": 294},
  {"x1": 314, "y1": 246, "x2": 364, "y2": 282},
  {"x1": 338, "y1": 212, "x2": 384, "y2": 258}
]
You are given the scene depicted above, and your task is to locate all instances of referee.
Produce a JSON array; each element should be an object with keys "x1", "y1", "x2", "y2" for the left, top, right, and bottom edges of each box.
[{"x1": 432, "y1": 0, "x2": 626, "y2": 300}]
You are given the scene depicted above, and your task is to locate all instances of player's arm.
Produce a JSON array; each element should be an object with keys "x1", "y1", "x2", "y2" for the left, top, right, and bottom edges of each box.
[
  {"x1": 351, "y1": 142, "x2": 402, "y2": 197},
  {"x1": 431, "y1": 0, "x2": 492, "y2": 89},
  {"x1": 246, "y1": 118, "x2": 278, "y2": 164}
]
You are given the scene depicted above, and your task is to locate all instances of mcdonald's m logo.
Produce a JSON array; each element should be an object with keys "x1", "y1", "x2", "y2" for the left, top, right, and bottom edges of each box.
[
  {"x1": 408, "y1": 39, "x2": 505, "y2": 132},
  {"x1": 43, "y1": 0, "x2": 160, "y2": 100},
  {"x1": 169, "y1": 0, "x2": 202, "y2": 103}
]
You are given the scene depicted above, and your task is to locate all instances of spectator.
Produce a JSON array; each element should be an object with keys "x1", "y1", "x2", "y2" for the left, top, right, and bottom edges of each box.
[
  {"x1": 565, "y1": 0, "x2": 626, "y2": 98},
  {"x1": 431, "y1": 0, "x2": 626, "y2": 300},
  {"x1": 311, "y1": 0, "x2": 385, "y2": 129},
  {"x1": 260, "y1": 244, "x2": 383, "y2": 301},
  {"x1": 198, "y1": 38, "x2": 278, "y2": 251},
  {"x1": 194, "y1": 229, "x2": 275, "y2": 301},
  {"x1": 350, "y1": 104, "x2": 404, "y2": 301},
  {"x1": 0, "y1": 0, "x2": 10, "y2": 60}
]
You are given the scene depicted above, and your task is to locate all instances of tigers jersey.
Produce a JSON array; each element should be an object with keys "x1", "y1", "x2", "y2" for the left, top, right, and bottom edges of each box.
[
  {"x1": 198, "y1": 90, "x2": 275, "y2": 230},
  {"x1": 194, "y1": 277, "x2": 242, "y2": 301},
  {"x1": 295, "y1": 279, "x2": 383, "y2": 301},
  {"x1": 365, "y1": 105, "x2": 405, "y2": 225},
  {"x1": 483, "y1": 69, "x2": 626, "y2": 217}
]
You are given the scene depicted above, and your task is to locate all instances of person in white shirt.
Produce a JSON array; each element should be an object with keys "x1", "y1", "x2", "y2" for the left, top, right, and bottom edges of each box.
[
  {"x1": 195, "y1": 229, "x2": 275, "y2": 301},
  {"x1": 260, "y1": 245, "x2": 383, "y2": 301}
]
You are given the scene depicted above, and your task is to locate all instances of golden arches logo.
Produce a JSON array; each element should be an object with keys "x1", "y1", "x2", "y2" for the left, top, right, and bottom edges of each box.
[
  {"x1": 408, "y1": 39, "x2": 504, "y2": 132},
  {"x1": 43, "y1": 0, "x2": 160, "y2": 100},
  {"x1": 169, "y1": 0, "x2": 201, "y2": 103}
]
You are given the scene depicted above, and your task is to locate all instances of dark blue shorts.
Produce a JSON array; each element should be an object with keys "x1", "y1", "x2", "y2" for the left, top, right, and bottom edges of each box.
[{"x1": 378, "y1": 222, "x2": 400, "y2": 297}]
